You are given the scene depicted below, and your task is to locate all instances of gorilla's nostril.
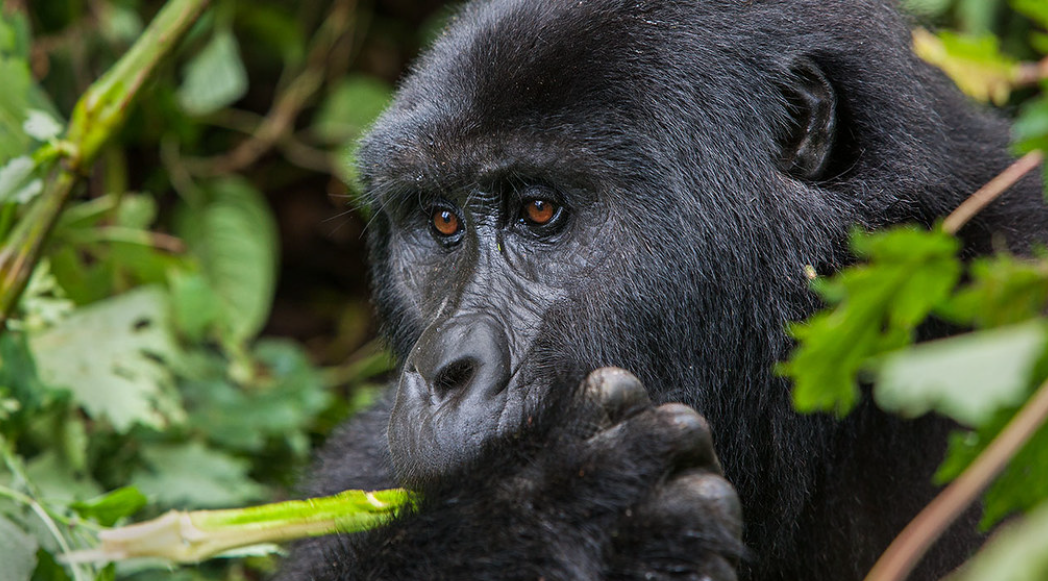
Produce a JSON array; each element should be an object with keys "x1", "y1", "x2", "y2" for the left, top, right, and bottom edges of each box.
[{"x1": 434, "y1": 359, "x2": 476, "y2": 393}]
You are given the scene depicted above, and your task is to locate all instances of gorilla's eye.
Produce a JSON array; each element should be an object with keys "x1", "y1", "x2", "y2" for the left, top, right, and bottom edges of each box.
[
  {"x1": 432, "y1": 208, "x2": 463, "y2": 237},
  {"x1": 521, "y1": 199, "x2": 559, "y2": 226}
]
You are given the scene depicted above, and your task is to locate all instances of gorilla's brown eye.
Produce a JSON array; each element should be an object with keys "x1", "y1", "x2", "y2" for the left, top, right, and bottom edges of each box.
[
  {"x1": 432, "y1": 209, "x2": 462, "y2": 236},
  {"x1": 523, "y1": 200, "x2": 557, "y2": 226}
]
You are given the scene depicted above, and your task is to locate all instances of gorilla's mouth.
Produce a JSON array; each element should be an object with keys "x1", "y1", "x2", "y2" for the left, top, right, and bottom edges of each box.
[{"x1": 388, "y1": 357, "x2": 544, "y2": 484}]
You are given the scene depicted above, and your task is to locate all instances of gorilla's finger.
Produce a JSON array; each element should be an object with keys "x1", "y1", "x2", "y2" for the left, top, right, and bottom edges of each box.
[
  {"x1": 589, "y1": 403, "x2": 718, "y2": 472},
  {"x1": 581, "y1": 367, "x2": 651, "y2": 427},
  {"x1": 646, "y1": 470, "x2": 742, "y2": 539}
]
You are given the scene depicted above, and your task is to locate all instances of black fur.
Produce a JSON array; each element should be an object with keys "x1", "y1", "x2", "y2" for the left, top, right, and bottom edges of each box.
[{"x1": 279, "y1": 1, "x2": 1048, "y2": 580}]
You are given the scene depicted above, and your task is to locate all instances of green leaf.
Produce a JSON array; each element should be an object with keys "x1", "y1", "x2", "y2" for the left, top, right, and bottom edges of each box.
[
  {"x1": 902, "y1": 0, "x2": 954, "y2": 17},
  {"x1": 0, "y1": 516, "x2": 37, "y2": 581},
  {"x1": 912, "y1": 29, "x2": 1018, "y2": 105},
  {"x1": 31, "y1": 549, "x2": 72, "y2": 581},
  {"x1": 950, "y1": 501, "x2": 1048, "y2": 581},
  {"x1": 1012, "y1": 0, "x2": 1048, "y2": 29},
  {"x1": 937, "y1": 399, "x2": 1048, "y2": 528},
  {"x1": 114, "y1": 194, "x2": 158, "y2": 230},
  {"x1": 131, "y1": 442, "x2": 267, "y2": 509},
  {"x1": 874, "y1": 322, "x2": 1048, "y2": 427},
  {"x1": 70, "y1": 487, "x2": 148, "y2": 527},
  {"x1": 177, "y1": 29, "x2": 248, "y2": 116},
  {"x1": 1014, "y1": 95, "x2": 1048, "y2": 155},
  {"x1": 28, "y1": 286, "x2": 186, "y2": 432},
  {"x1": 312, "y1": 76, "x2": 392, "y2": 144},
  {"x1": 176, "y1": 178, "x2": 279, "y2": 344},
  {"x1": 183, "y1": 339, "x2": 329, "y2": 454},
  {"x1": 168, "y1": 270, "x2": 222, "y2": 342},
  {"x1": 782, "y1": 227, "x2": 962, "y2": 415},
  {"x1": 24, "y1": 451, "x2": 103, "y2": 503},
  {"x1": 939, "y1": 254, "x2": 1048, "y2": 328}
]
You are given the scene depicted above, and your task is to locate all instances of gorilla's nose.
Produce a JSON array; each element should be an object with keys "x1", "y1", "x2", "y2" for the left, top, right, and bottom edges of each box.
[{"x1": 413, "y1": 316, "x2": 511, "y2": 399}]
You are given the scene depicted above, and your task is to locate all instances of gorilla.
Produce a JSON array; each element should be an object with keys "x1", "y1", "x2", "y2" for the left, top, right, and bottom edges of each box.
[{"x1": 280, "y1": 1, "x2": 1048, "y2": 580}]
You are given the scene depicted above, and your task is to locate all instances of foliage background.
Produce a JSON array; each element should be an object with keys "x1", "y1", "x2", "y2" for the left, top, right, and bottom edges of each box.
[
  {"x1": 0, "y1": 1, "x2": 453, "y2": 579},
  {"x1": 0, "y1": 0, "x2": 1045, "y2": 580}
]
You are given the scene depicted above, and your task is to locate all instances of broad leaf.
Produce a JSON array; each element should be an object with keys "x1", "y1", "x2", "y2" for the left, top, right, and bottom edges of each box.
[
  {"x1": 950, "y1": 501, "x2": 1048, "y2": 581},
  {"x1": 28, "y1": 287, "x2": 186, "y2": 432},
  {"x1": 177, "y1": 28, "x2": 248, "y2": 116},
  {"x1": 312, "y1": 76, "x2": 392, "y2": 144},
  {"x1": 176, "y1": 178, "x2": 279, "y2": 344},
  {"x1": 874, "y1": 322, "x2": 1048, "y2": 427}
]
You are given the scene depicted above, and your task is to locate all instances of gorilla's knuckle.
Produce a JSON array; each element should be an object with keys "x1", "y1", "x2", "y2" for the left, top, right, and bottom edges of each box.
[{"x1": 583, "y1": 366, "x2": 650, "y2": 423}]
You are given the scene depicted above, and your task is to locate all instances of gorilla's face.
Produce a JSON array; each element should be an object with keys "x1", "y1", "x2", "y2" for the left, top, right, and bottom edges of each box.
[
  {"x1": 364, "y1": 134, "x2": 629, "y2": 482},
  {"x1": 357, "y1": 1, "x2": 839, "y2": 484}
]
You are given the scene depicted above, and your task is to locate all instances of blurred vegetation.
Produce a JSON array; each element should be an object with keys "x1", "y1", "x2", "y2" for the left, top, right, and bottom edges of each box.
[
  {"x1": 0, "y1": 1, "x2": 450, "y2": 579},
  {"x1": 0, "y1": 0, "x2": 1046, "y2": 580}
]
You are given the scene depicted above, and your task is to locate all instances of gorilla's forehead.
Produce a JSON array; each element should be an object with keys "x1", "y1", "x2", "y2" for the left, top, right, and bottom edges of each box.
[{"x1": 358, "y1": 2, "x2": 663, "y2": 189}]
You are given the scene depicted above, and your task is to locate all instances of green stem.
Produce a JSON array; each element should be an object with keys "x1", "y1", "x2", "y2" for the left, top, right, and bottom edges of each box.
[{"x1": 0, "y1": 0, "x2": 211, "y2": 330}]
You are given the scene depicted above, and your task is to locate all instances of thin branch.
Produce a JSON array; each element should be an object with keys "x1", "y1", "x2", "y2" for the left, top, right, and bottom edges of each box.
[
  {"x1": 863, "y1": 376, "x2": 1048, "y2": 581},
  {"x1": 942, "y1": 150, "x2": 1044, "y2": 235},
  {"x1": 1015, "y1": 55, "x2": 1048, "y2": 88},
  {"x1": 185, "y1": 0, "x2": 359, "y2": 176}
]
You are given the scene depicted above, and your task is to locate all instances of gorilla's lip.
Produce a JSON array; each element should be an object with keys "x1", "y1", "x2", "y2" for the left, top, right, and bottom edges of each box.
[{"x1": 495, "y1": 363, "x2": 528, "y2": 436}]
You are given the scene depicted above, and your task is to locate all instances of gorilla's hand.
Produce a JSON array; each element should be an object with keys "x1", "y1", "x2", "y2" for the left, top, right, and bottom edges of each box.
[
  {"x1": 558, "y1": 367, "x2": 743, "y2": 581},
  {"x1": 325, "y1": 367, "x2": 742, "y2": 581}
]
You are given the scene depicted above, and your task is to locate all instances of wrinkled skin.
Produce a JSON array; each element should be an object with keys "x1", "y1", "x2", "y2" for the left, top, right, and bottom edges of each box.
[{"x1": 278, "y1": 1, "x2": 1048, "y2": 580}]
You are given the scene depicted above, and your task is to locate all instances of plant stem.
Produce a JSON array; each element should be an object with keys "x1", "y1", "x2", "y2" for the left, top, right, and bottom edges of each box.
[
  {"x1": 0, "y1": 0, "x2": 212, "y2": 330},
  {"x1": 863, "y1": 375, "x2": 1048, "y2": 581},
  {"x1": 942, "y1": 150, "x2": 1044, "y2": 235}
]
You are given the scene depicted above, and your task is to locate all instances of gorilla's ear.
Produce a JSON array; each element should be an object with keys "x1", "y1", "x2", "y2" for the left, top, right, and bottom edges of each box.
[{"x1": 776, "y1": 58, "x2": 837, "y2": 181}]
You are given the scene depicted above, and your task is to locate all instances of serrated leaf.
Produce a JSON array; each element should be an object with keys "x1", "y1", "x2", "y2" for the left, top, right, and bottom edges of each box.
[
  {"x1": 949, "y1": 501, "x2": 1048, "y2": 581},
  {"x1": 70, "y1": 487, "x2": 148, "y2": 527},
  {"x1": 0, "y1": 516, "x2": 37, "y2": 581},
  {"x1": 783, "y1": 227, "x2": 962, "y2": 415},
  {"x1": 28, "y1": 287, "x2": 186, "y2": 432},
  {"x1": 177, "y1": 178, "x2": 278, "y2": 344},
  {"x1": 24, "y1": 451, "x2": 102, "y2": 503},
  {"x1": 177, "y1": 29, "x2": 248, "y2": 116},
  {"x1": 938, "y1": 254, "x2": 1048, "y2": 328},
  {"x1": 874, "y1": 322, "x2": 1048, "y2": 426},
  {"x1": 22, "y1": 109, "x2": 62, "y2": 142},
  {"x1": 131, "y1": 442, "x2": 267, "y2": 509}
]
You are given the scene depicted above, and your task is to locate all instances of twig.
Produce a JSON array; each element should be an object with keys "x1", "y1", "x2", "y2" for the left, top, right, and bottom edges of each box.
[
  {"x1": 942, "y1": 150, "x2": 1044, "y2": 235},
  {"x1": 1015, "y1": 55, "x2": 1048, "y2": 88},
  {"x1": 185, "y1": 0, "x2": 358, "y2": 176},
  {"x1": 863, "y1": 376, "x2": 1048, "y2": 581}
]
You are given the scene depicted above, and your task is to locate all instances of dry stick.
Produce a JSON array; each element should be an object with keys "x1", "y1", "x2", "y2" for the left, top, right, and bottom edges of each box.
[
  {"x1": 864, "y1": 377, "x2": 1048, "y2": 581},
  {"x1": 942, "y1": 150, "x2": 1044, "y2": 235}
]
